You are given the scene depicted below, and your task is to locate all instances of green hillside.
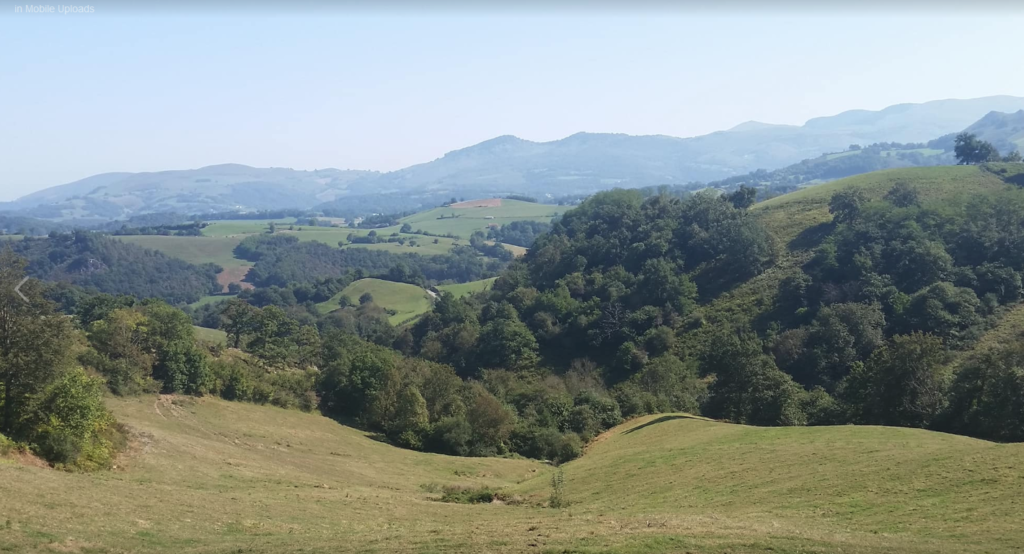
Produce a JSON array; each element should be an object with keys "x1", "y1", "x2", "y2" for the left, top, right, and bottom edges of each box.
[
  {"x1": 964, "y1": 109, "x2": 1024, "y2": 154},
  {"x1": 753, "y1": 164, "x2": 1013, "y2": 244},
  {"x1": 3, "y1": 398, "x2": 1020, "y2": 553},
  {"x1": 438, "y1": 277, "x2": 498, "y2": 298},
  {"x1": 699, "y1": 164, "x2": 1024, "y2": 334},
  {"x1": 316, "y1": 278, "x2": 433, "y2": 324}
]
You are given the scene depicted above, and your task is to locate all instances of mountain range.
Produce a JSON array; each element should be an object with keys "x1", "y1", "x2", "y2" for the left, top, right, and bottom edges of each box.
[{"x1": 5, "y1": 95, "x2": 1024, "y2": 223}]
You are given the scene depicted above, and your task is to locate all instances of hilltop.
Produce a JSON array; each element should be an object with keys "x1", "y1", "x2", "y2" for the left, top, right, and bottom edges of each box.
[
  {"x1": 964, "y1": 109, "x2": 1024, "y2": 154},
  {"x1": 2, "y1": 396, "x2": 1021, "y2": 553}
]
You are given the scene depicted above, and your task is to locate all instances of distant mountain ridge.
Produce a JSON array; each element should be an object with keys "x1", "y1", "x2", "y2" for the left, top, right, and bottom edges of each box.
[
  {"x1": 964, "y1": 110, "x2": 1024, "y2": 155},
  {"x1": 7, "y1": 95, "x2": 1024, "y2": 222}
]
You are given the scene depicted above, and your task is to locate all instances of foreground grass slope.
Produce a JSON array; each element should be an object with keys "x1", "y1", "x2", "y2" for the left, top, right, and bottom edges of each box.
[
  {"x1": 3, "y1": 400, "x2": 1022, "y2": 553},
  {"x1": 0, "y1": 396, "x2": 546, "y2": 554},
  {"x1": 518, "y1": 414, "x2": 1024, "y2": 553}
]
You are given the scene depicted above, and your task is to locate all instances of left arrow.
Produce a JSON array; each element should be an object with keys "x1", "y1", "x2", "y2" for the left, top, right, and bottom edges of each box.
[{"x1": 14, "y1": 277, "x2": 29, "y2": 303}]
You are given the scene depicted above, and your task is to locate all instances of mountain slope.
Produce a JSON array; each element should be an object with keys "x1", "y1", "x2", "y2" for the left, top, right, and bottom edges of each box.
[
  {"x1": 13, "y1": 96, "x2": 1024, "y2": 221},
  {"x1": 7, "y1": 164, "x2": 378, "y2": 221},
  {"x1": 964, "y1": 109, "x2": 1024, "y2": 154},
  {"x1": 362, "y1": 96, "x2": 1024, "y2": 196}
]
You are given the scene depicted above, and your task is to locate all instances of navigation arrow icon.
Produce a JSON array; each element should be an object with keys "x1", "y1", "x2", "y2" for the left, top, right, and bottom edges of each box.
[{"x1": 14, "y1": 277, "x2": 28, "y2": 303}]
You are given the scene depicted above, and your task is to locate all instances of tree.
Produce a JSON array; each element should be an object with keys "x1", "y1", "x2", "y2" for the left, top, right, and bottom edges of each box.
[
  {"x1": 943, "y1": 342, "x2": 1024, "y2": 441},
  {"x1": 476, "y1": 310, "x2": 539, "y2": 371},
  {"x1": 702, "y1": 330, "x2": 806, "y2": 426},
  {"x1": 268, "y1": 221, "x2": 276, "y2": 234},
  {"x1": 884, "y1": 181, "x2": 920, "y2": 208},
  {"x1": 954, "y1": 132, "x2": 1000, "y2": 165},
  {"x1": 155, "y1": 340, "x2": 211, "y2": 395},
  {"x1": 85, "y1": 307, "x2": 154, "y2": 395},
  {"x1": 725, "y1": 185, "x2": 757, "y2": 209},
  {"x1": 227, "y1": 282, "x2": 243, "y2": 294},
  {"x1": 846, "y1": 332, "x2": 949, "y2": 428},
  {"x1": 220, "y1": 298, "x2": 259, "y2": 349},
  {"x1": 0, "y1": 251, "x2": 77, "y2": 437},
  {"x1": 829, "y1": 189, "x2": 868, "y2": 224},
  {"x1": 1004, "y1": 150, "x2": 1023, "y2": 163},
  {"x1": 28, "y1": 368, "x2": 116, "y2": 470},
  {"x1": 359, "y1": 292, "x2": 374, "y2": 305}
]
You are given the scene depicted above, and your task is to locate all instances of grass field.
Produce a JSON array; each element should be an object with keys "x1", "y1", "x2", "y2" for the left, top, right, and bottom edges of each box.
[
  {"x1": 200, "y1": 218, "x2": 297, "y2": 237},
  {"x1": 2, "y1": 400, "x2": 1020, "y2": 553},
  {"x1": 192, "y1": 325, "x2": 227, "y2": 345},
  {"x1": 115, "y1": 235, "x2": 244, "y2": 268},
  {"x1": 397, "y1": 199, "x2": 563, "y2": 238},
  {"x1": 438, "y1": 277, "x2": 497, "y2": 298},
  {"x1": 115, "y1": 200, "x2": 552, "y2": 274},
  {"x1": 316, "y1": 278, "x2": 434, "y2": 324},
  {"x1": 188, "y1": 294, "x2": 236, "y2": 309}
]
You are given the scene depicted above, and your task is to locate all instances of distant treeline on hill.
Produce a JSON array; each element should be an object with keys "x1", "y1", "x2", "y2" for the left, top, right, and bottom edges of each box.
[
  {"x1": 8, "y1": 231, "x2": 221, "y2": 304},
  {"x1": 111, "y1": 222, "x2": 207, "y2": 236}
]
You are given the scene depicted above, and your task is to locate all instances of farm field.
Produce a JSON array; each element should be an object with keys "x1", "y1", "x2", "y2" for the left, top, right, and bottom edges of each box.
[
  {"x1": 113, "y1": 235, "x2": 252, "y2": 292},
  {"x1": 111, "y1": 199, "x2": 552, "y2": 281},
  {"x1": 315, "y1": 278, "x2": 434, "y2": 324},
  {"x1": 114, "y1": 235, "x2": 243, "y2": 267},
  {"x1": 397, "y1": 199, "x2": 562, "y2": 238},
  {"x1": 2, "y1": 399, "x2": 1021, "y2": 553},
  {"x1": 200, "y1": 218, "x2": 297, "y2": 237}
]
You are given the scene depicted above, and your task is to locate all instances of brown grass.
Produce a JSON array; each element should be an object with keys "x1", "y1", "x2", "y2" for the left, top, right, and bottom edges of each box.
[{"x1": 451, "y1": 198, "x2": 502, "y2": 208}]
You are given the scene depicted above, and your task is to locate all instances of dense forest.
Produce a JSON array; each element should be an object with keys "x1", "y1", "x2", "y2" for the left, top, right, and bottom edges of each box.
[{"x1": 8, "y1": 232, "x2": 221, "y2": 304}]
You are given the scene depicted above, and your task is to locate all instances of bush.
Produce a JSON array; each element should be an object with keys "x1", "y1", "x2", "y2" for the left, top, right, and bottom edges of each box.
[
  {"x1": 28, "y1": 368, "x2": 120, "y2": 471},
  {"x1": 439, "y1": 485, "x2": 501, "y2": 504},
  {"x1": 426, "y1": 416, "x2": 473, "y2": 456}
]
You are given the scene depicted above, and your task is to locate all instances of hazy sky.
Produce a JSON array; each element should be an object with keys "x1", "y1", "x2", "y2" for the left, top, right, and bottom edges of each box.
[{"x1": 2, "y1": 7, "x2": 1024, "y2": 200}]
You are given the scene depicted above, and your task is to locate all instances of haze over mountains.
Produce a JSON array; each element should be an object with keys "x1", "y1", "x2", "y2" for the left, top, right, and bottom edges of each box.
[{"x1": 6, "y1": 95, "x2": 1024, "y2": 222}]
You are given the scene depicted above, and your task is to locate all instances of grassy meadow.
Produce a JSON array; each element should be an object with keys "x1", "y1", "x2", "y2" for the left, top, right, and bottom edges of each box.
[
  {"x1": 316, "y1": 278, "x2": 434, "y2": 324},
  {"x1": 438, "y1": 277, "x2": 498, "y2": 298},
  {"x1": 2, "y1": 399, "x2": 1021, "y2": 553},
  {"x1": 397, "y1": 199, "x2": 563, "y2": 238},
  {"x1": 192, "y1": 325, "x2": 228, "y2": 345}
]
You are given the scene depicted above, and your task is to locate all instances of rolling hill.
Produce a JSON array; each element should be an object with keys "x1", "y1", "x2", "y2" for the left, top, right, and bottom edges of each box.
[
  {"x1": 10, "y1": 96, "x2": 1024, "y2": 221},
  {"x1": 316, "y1": 278, "x2": 434, "y2": 324},
  {"x1": 964, "y1": 109, "x2": 1024, "y2": 155},
  {"x1": 4, "y1": 165, "x2": 377, "y2": 221},
  {"x1": 2, "y1": 396, "x2": 1021, "y2": 553}
]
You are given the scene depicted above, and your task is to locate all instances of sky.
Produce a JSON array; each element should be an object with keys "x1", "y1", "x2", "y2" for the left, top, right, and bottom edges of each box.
[{"x1": 2, "y1": 5, "x2": 1024, "y2": 200}]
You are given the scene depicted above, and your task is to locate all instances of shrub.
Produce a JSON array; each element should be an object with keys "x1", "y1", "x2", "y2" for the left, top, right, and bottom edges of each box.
[{"x1": 28, "y1": 368, "x2": 120, "y2": 471}]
